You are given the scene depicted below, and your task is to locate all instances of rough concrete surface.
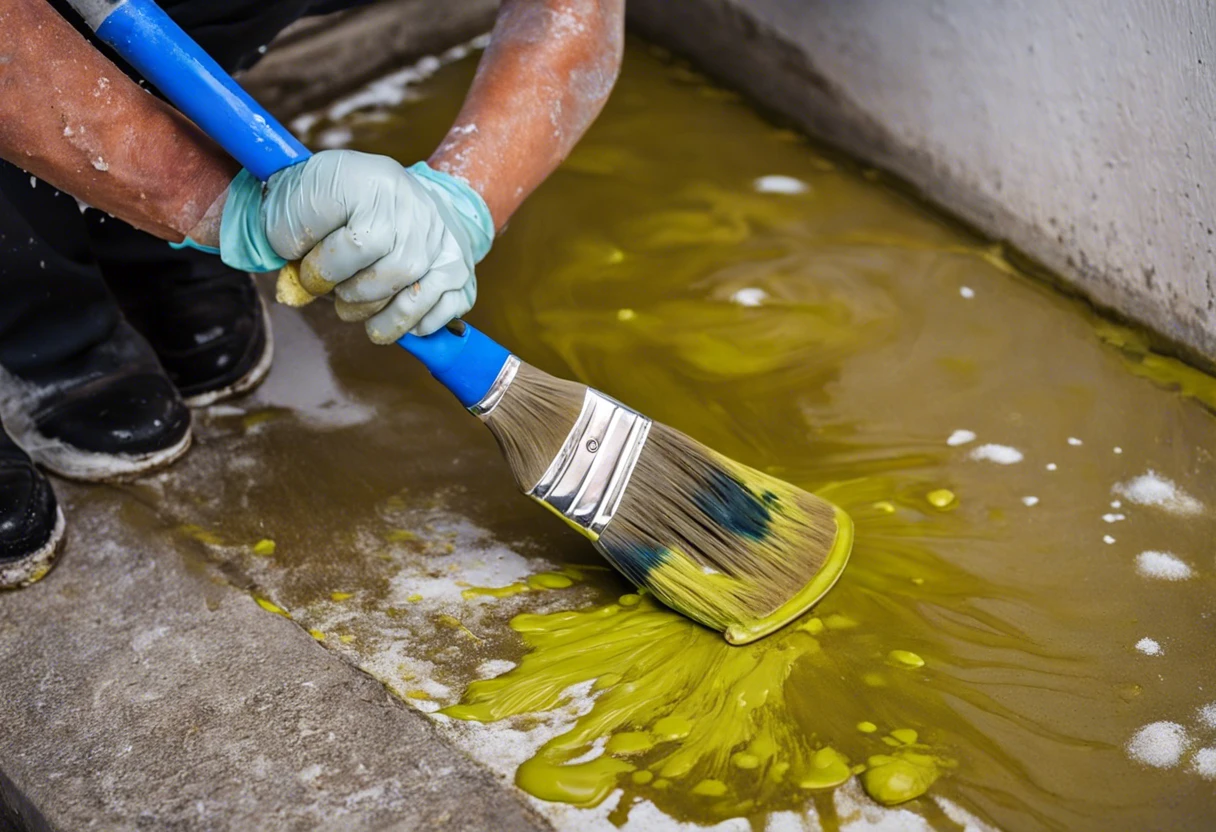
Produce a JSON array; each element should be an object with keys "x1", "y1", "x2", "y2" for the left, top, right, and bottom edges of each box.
[
  {"x1": 627, "y1": 0, "x2": 1216, "y2": 366},
  {"x1": 0, "y1": 483, "x2": 549, "y2": 831}
]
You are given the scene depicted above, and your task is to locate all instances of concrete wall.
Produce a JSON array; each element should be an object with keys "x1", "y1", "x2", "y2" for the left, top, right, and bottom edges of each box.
[
  {"x1": 245, "y1": 0, "x2": 1216, "y2": 366},
  {"x1": 627, "y1": 0, "x2": 1216, "y2": 365}
]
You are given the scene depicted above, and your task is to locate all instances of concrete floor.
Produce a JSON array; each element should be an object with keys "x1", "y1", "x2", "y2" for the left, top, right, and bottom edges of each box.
[{"x1": 0, "y1": 297, "x2": 551, "y2": 832}]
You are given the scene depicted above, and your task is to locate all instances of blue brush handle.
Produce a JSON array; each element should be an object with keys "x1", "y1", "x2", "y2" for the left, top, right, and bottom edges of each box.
[{"x1": 74, "y1": 0, "x2": 511, "y2": 409}]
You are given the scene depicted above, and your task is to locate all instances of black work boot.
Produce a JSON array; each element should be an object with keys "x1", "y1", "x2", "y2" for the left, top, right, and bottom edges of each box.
[
  {"x1": 0, "y1": 164, "x2": 193, "y2": 482},
  {"x1": 87, "y1": 216, "x2": 274, "y2": 407},
  {"x1": 0, "y1": 420, "x2": 64, "y2": 589}
]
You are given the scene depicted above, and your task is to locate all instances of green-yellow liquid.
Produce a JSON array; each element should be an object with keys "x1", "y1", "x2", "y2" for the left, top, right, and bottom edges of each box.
[{"x1": 152, "y1": 40, "x2": 1216, "y2": 831}]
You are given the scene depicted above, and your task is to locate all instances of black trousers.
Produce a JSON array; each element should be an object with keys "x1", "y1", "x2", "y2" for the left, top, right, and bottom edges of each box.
[{"x1": 0, "y1": 0, "x2": 367, "y2": 377}]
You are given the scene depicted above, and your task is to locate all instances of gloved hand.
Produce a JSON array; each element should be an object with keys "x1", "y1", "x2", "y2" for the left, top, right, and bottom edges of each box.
[{"x1": 211, "y1": 150, "x2": 494, "y2": 343}]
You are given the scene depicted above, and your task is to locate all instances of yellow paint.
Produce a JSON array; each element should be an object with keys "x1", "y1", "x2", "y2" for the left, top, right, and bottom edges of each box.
[
  {"x1": 178, "y1": 524, "x2": 224, "y2": 546},
  {"x1": 253, "y1": 596, "x2": 289, "y2": 618},
  {"x1": 406, "y1": 593, "x2": 423, "y2": 603},
  {"x1": 308, "y1": 629, "x2": 325, "y2": 641},
  {"x1": 887, "y1": 650, "x2": 925, "y2": 669},
  {"x1": 386, "y1": 529, "x2": 419, "y2": 543},
  {"x1": 862, "y1": 751, "x2": 942, "y2": 805},
  {"x1": 241, "y1": 410, "x2": 277, "y2": 430},
  {"x1": 692, "y1": 779, "x2": 727, "y2": 797},
  {"x1": 926, "y1": 489, "x2": 956, "y2": 509},
  {"x1": 463, "y1": 582, "x2": 530, "y2": 599},
  {"x1": 462, "y1": 571, "x2": 577, "y2": 600},
  {"x1": 528, "y1": 572, "x2": 574, "y2": 590},
  {"x1": 339, "y1": 634, "x2": 355, "y2": 644},
  {"x1": 251, "y1": 538, "x2": 276, "y2": 556},
  {"x1": 857, "y1": 721, "x2": 878, "y2": 733},
  {"x1": 330, "y1": 591, "x2": 354, "y2": 602}
]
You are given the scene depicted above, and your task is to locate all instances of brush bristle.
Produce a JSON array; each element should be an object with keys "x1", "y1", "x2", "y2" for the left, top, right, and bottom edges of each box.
[
  {"x1": 481, "y1": 361, "x2": 852, "y2": 644},
  {"x1": 597, "y1": 423, "x2": 852, "y2": 644},
  {"x1": 481, "y1": 362, "x2": 586, "y2": 490}
]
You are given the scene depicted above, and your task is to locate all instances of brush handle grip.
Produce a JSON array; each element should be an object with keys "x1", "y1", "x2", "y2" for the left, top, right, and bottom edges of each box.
[{"x1": 72, "y1": 0, "x2": 513, "y2": 409}]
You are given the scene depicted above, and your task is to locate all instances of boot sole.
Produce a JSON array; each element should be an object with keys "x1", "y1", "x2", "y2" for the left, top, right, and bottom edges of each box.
[
  {"x1": 30, "y1": 428, "x2": 192, "y2": 483},
  {"x1": 0, "y1": 506, "x2": 66, "y2": 589},
  {"x1": 182, "y1": 300, "x2": 275, "y2": 408}
]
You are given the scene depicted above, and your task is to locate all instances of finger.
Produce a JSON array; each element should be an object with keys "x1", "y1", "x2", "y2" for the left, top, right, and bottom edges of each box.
[
  {"x1": 275, "y1": 262, "x2": 319, "y2": 307},
  {"x1": 333, "y1": 243, "x2": 432, "y2": 304},
  {"x1": 410, "y1": 285, "x2": 475, "y2": 337},
  {"x1": 298, "y1": 222, "x2": 393, "y2": 297},
  {"x1": 335, "y1": 296, "x2": 391, "y2": 322},
  {"x1": 364, "y1": 259, "x2": 472, "y2": 344}
]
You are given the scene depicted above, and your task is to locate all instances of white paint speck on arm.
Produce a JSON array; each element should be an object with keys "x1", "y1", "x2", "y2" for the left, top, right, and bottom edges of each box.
[
  {"x1": 1046, "y1": 463, "x2": 1058, "y2": 471},
  {"x1": 1135, "y1": 637, "x2": 1162, "y2": 656},
  {"x1": 1067, "y1": 437, "x2": 1083, "y2": 446},
  {"x1": 959, "y1": 286, "x2": 975, "y2": 299},
  {"x1": 946, "y1": 429, "x2": 976, "y2": 446},
  {"x1": 1102, "y1": 513, "x2": 1126, "y2": 523},
  {"x1": 969, "y1": 444, "x2": 1023, "y2": 464},
  {"x1": 1021, "y1": 496, "x2": 1039, "y2": 507},
  {"x1": 1135, "y1": 550, "x2": 1193, "y2": 581},
  {"x1": 1103, "y1": 535, "x2": 1116, "y2": 544}
]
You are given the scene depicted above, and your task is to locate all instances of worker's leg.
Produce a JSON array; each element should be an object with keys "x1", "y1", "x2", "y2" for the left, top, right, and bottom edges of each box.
[
  {"x1": 0, "y1": 163, "x2": 191, "y2": 481},
  {"x1": 77, "y1": 0, "x2": 374, "y2": 405}
]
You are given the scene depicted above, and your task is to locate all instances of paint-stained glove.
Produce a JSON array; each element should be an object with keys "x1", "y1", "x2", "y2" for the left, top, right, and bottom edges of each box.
[{"x1": 213, "y1": 150, "x2": 494, "y2": 342}]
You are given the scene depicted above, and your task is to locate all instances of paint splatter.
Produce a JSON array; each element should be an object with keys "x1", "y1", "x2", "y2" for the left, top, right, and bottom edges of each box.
[{"x1": 730, "y1": 287, "x2": 768, "y2": 307}]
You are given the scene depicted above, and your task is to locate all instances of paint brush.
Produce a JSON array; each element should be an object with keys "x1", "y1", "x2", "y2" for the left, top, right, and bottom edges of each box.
[{"x1": 68, "y1": 0, "x2": 854, "y2": 643}]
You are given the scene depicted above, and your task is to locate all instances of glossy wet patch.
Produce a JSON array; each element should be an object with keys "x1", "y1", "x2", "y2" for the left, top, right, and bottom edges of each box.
[{"x1": 134, "y1": 39, "x2": 1216, "y2": 832}]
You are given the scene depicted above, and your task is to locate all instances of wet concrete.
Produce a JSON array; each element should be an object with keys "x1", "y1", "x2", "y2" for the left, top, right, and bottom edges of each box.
[{"x1": 0, "y1": 457, "x2": 549, "y2": 832}]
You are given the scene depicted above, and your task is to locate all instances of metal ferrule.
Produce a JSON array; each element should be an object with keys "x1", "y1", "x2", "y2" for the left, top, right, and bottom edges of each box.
[
  {"x1": 468, "y1": 355, "x2": 520, "y2": 416},
  {"x1": 528, "y1": 389, "x2": 652, "y2": 539}
]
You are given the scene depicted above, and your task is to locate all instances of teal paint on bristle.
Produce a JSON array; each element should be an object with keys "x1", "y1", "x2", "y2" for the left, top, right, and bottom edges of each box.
[{"x1": 595, "y1": 422, "x2": 853, "y2": 644}]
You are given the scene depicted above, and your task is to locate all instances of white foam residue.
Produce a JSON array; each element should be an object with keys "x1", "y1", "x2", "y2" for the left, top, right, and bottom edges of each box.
[
  {"x1": 475, "y1": 659, "x2": 516, "y2": 679},
  {"x1": 1127, "y1": 721, "x2": 1189, "y2": 768},
  {"x1": 1193, "y1": 748, "x2": 1216, "y2": 779},
  {"x1": 730, "y1": 287, "x2": 768, "y2": 307},
  {"x1": 946, "y1": 429, "x2": 976, "y2": 446},
  {"x1": 969, "y1": 444, "x2": 1023, "y2": 464},
  {"x1": 567, "y1": 736, "x2": 608, "y2": 765},
  {"x1": 753, "y1": 175, "x2": 808, "y2": 195},
  {"x1": 1135, "y1": 551, "x2": 1193, "y2": 581},
  {"x1": 1197, "y1": 703, "x2": 1216, "y2": 729},
  {"x1": 1114, "y1": 471, "x2": 1204, "y2": 516},
  {"x1": 1135, "y1": 638, "x2": 1162, "y2": 656},
  {"x1": 1021, "y1": 496, "x2": 1039, "y2": 507},
  {"x1": 959, "y1": 286, "x2": 975, "y2": 299}
]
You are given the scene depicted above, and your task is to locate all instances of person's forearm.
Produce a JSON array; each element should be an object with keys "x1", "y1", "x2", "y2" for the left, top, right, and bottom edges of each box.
[
  {"x1": 0, "y1": 0, "x2": 238, "y2": 242},
  {"x1": 429, "y1": 0, "x2": 625, "y2": 229}
]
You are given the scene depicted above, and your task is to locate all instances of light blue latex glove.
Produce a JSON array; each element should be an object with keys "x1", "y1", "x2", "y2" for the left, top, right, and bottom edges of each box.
[{"x1": 207, "y1": 150, "x2": 494, "y2": 343}]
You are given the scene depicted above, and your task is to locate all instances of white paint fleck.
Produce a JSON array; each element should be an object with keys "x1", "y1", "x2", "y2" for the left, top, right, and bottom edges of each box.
[
  {"x1": 1067, "y1": 437, "x2": 1083, "y2": 446},
  {"x1": 1103, "y1": 535, "x2": 1116, "y2": 544},
  {"x1": 1111, "y1": 500, "x2": 1122, "y2": 509},
  {"x1": 969, "y1": 444, "x2": 1023, "y2": 464},
  {"x1": 1114, "y1": 471, "x2": 1204, "y2": 515},
  {"x1": 753, "y1": 175, "x2": 808, "y2": 194},
  {"x1": 1046, "y1": 463, "x2": 1058, "y2": 471},
  {"x1": 959, "y1": 286, "x2": 976, "y2": 299},
  {"x1": 1021, "y1": 496, "x2": 1039, "y2": 507},
  {"x1": 91, "y1": 157, "x2": 108, "y2": 172},
  {"x1": 1102, "y1": 513, "x2": 1126, "y2": 523},
  {"x1": 1135, "y1": 550, "x2": 1193, "y2": 581},
  {"x1": 1114, "y1": 446, "x2": 1123, "y2": 454},
  {"x1": 1127, "y1": 722, "x2": 1189, "y2": 768},
  {"x1": 946, "y1": 429, "x2": 976, "y2": 446},
  {"x1": 730, "y1": 287, "x2": 768, "y2": 307},
  {"x1": 28, "y1": 175, "x2": 35, "y2": 188},
  {"x1": 1135, "y1": 638, "x2": 1162, "y2": 656}
]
